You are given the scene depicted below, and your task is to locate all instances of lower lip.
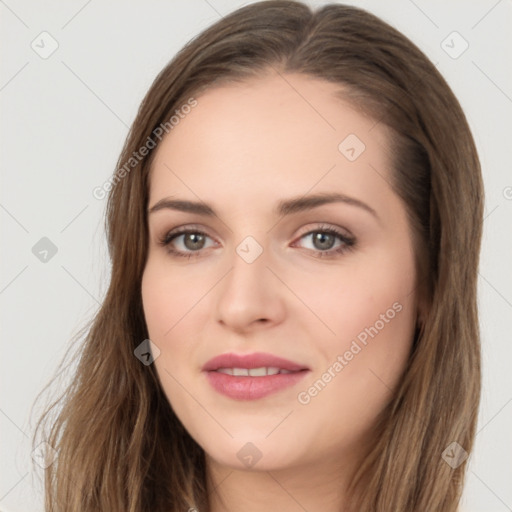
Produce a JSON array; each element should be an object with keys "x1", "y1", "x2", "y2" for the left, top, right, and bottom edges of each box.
[{"x1": 204, "y1": 370, "x2": 310, "y2": 400}]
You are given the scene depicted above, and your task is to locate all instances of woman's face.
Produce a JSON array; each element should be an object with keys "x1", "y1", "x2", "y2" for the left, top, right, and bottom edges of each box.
[{"x1": 141, "y1": 72, "x2": 420, "y2": 474}]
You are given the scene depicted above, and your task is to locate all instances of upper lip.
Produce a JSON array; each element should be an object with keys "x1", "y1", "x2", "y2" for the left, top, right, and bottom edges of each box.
[{"x1": 202, "y1": 352, "x2": 310, "y2": 372}]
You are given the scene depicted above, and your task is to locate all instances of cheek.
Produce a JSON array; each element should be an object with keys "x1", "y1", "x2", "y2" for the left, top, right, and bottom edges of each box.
[
  {"x1": 296, "y1": 309, "x2": 414, "y2": 454},
  {"x1": 288, "y1": 243, "x2": 417, "y2": 351},
  {"x1": 141, "y1": 255, "x2": 223, "y2": 391},
  {"x1": 141, "y1": 260, "x2": 202, "y2": 419},
  {"x1": 295, "y1": 249, "x2": 417, "y2": 435},
  {"x1": 141, "y1": 259, "x2": 198, "y2": 387},
  {"x1": 141, "y1": 255, "x2": 211, "y2": 340}
]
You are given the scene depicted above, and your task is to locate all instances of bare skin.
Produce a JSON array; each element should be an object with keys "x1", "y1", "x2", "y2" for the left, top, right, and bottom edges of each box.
[{"x1": 141, "y1": 71, "x2": 421, "y2": 512}]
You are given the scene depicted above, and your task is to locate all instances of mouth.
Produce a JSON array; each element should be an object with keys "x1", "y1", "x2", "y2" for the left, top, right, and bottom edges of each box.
[
  {"x1": 202, "y1": 351, "x2": 310, "y2": 373},
  {"x1": 213, "y1": 367, "x2": 299, "y2": 376},
  {"x1": 204, "y1": 368, "x2": 310, "y2": 400},
  {"x1": 202, "y1": 352, "x2": 310, "y2": 400}
]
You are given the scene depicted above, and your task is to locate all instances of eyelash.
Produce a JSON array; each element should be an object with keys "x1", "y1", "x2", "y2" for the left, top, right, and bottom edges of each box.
[{"x1": 157, "y1": 224, "x2": 356, "y2": 260}]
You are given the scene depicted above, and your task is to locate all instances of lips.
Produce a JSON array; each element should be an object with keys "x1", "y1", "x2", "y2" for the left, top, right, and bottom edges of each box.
[
  {"x1": 201, "y1": 352, "x2": 310, "y2": 373},
  {"x1": 201, "y1": 352, "x2": 310, "y2": 400}
]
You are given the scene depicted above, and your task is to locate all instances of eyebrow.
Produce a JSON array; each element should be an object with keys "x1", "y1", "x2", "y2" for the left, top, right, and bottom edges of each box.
[{"x1": 148, "y1": 192, "x2": 379, "y2": 221}]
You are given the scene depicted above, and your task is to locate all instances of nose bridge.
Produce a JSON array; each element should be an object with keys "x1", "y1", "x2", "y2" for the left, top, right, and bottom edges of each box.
[
  {"x1": 235, "y1": 234, "x2": 266, "y2": 266},
  {"x1": 224, "y1": 233, "x2": 270, "y2": 298},
  {"x1": 214, "y1": 232, "x2": 285, "y2": 330}
]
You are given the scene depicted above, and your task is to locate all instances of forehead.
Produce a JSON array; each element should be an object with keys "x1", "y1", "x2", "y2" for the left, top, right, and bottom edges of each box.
[{"x1": 148, "y1": 72, "x2": 395, "y2": 216}]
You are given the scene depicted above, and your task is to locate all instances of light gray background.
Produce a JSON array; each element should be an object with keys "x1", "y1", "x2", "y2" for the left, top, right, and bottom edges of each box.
[{"x1": 1, "y1": 1, "x2": 511, "y2": 511}]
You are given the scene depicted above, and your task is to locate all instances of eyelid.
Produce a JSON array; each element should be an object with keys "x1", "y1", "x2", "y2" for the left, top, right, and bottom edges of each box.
[
  {"x1": 294, "y1": 222, "x2": 353, "y2": 240},
  {"x1": 158, "y1": 222, "x2": 352, "y2": 244},
  {"x1": 158, "y1": 224, "x2": 219, "y2": 247},
  {"x1": 158, "y1": 222, "x2": 356, "y2": 259}
]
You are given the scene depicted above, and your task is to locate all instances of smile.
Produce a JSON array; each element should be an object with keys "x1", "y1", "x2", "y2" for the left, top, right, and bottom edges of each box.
[{"x1": 214, "y1": 367, "x2": 295, "y2": 376}]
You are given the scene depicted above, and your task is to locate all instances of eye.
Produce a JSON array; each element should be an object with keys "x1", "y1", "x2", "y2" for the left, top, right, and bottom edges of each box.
[
  {"x1": 293, "y1": 224, "x2": 356, "y2": 258},
  {"x1": 157, "y1": 224, "x2": 356, "y2": 260},
  {"x1": 157, "y1": 226, "x2": 217, "y2": 259}
]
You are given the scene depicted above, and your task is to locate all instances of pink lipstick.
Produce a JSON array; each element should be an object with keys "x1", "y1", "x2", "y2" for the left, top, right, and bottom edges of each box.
[{"x1": 202, "y1": 352, "x2": 310, "y2": 400}]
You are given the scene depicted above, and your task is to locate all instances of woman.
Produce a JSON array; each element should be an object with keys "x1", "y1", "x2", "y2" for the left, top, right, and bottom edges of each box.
[{"x1": 32, "y1": 1, "x2": 484, "y2": 510}]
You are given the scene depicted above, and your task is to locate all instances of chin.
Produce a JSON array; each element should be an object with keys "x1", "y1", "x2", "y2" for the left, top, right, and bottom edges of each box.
[{"x1": 207, "y1": 446, "x2": 294, "y2": 472}]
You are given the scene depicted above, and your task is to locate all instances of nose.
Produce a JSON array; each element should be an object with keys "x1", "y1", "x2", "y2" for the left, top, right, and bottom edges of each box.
[{"x1": 214, "y1": 239, "x2": 286, "y2": 333}]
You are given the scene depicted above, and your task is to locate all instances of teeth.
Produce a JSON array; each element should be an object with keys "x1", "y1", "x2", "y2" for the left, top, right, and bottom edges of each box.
[
  {"x1": 216, "y1": 368, "x2": 235, "y2": 375},
  {"x1": 248, "y1": 367, "x2": 267, "y2": 377},
  {"x1": 216, "y1": 367, "x2": 291, "y2": 376}
]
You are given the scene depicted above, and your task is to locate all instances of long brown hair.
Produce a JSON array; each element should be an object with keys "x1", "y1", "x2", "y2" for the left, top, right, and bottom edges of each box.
[{"x1": 31, "y1": 1, "x2": 484, "y2": 510}]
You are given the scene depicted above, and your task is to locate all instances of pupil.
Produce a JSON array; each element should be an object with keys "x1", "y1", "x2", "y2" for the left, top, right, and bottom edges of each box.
[
  {"x1": 185, "y1": 233, "x2": 204, "y2": 250},
  {"x1": 313, "y1": 232, "x2": 334, "y2": 250}
]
